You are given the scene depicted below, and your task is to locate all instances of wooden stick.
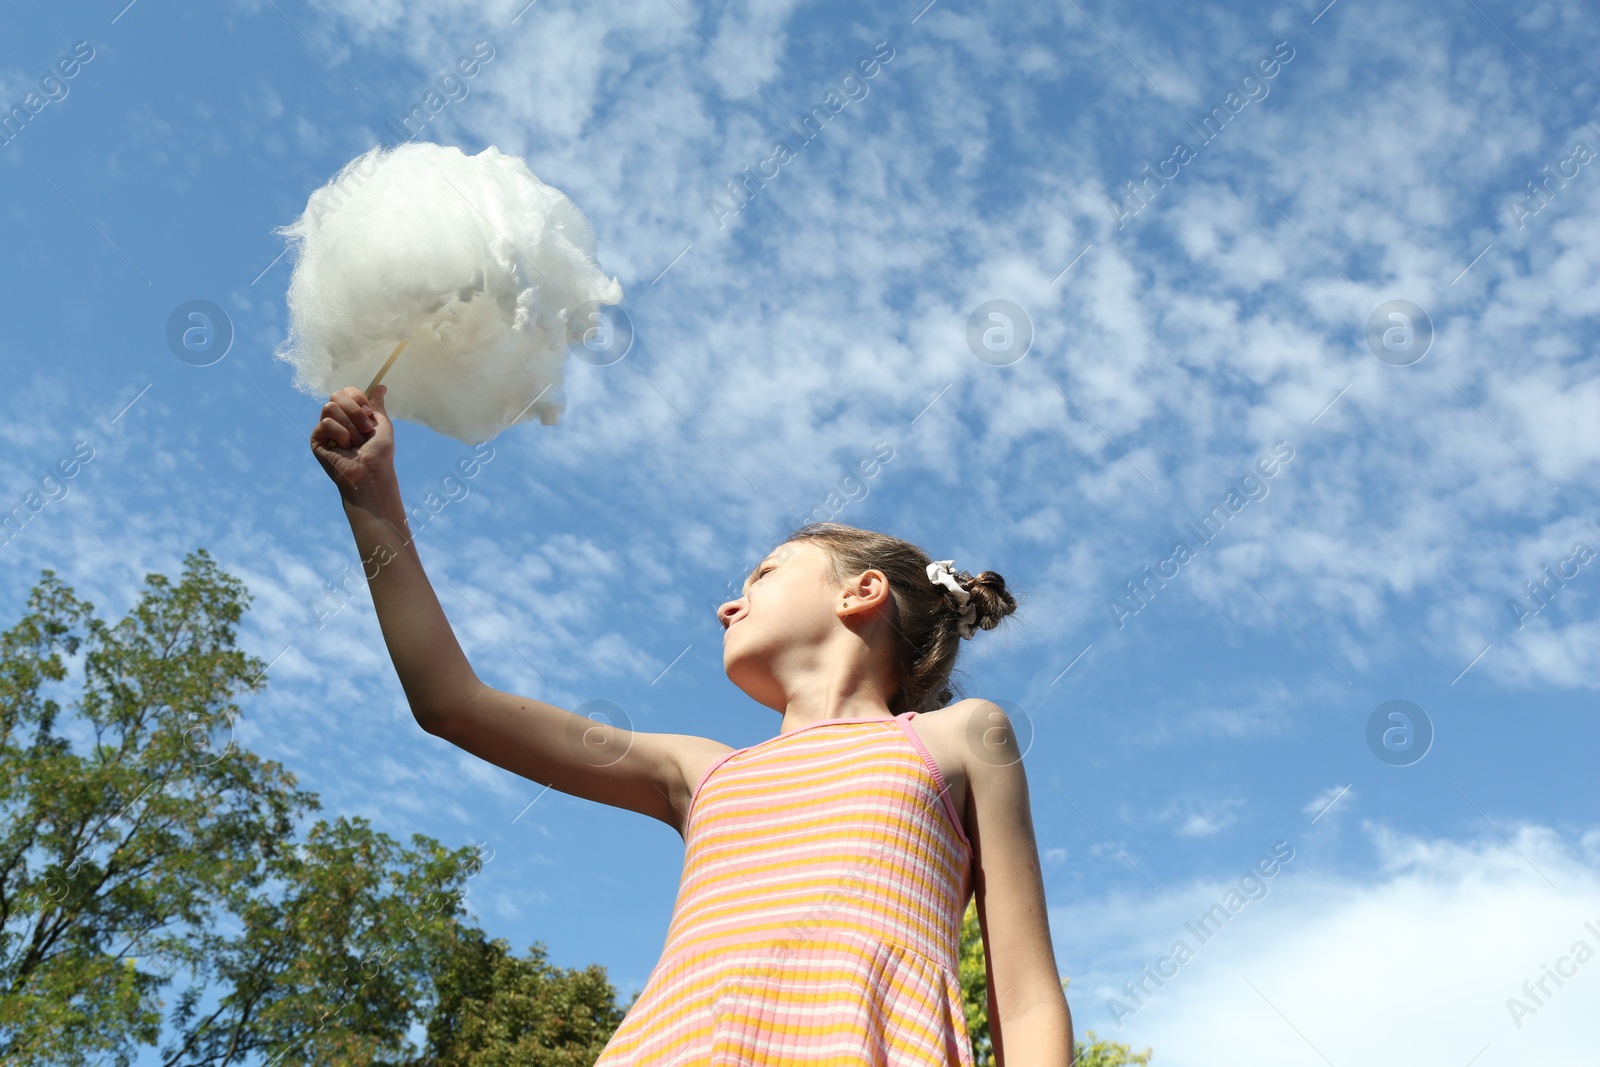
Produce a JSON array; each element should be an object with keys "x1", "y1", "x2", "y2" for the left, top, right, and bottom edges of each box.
[{"x1": 365, "y1": 339, "x2": 409, "y2": 396}]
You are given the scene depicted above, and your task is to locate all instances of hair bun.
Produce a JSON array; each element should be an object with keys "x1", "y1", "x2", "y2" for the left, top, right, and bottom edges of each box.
[{"x1": 963, "y1": 570, "x2": 1017, "y2": 631}]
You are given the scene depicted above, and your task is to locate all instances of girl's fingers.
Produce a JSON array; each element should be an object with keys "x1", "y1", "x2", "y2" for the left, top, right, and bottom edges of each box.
[
  {"x1": 334, "y1": 388, "x2": 377, "y2": 429},
  {"x1": 337, "y1": 385, "x2": 374, "y2": 422},
  {"x1": 321, "y1": 398, "x2": 367, "y2": 438},
  {"x1": 321, "y1": 417, "x2": 351, "y2": 449},
  {"x1": 331, "y1": 386, "x2": 381, "y2": 428},
  {"x1": 334, "y1": 393, "x2": 375, "y2": 433},
  {"x1": 316, "y1": 415, "x2": 353, "y2": 449}
]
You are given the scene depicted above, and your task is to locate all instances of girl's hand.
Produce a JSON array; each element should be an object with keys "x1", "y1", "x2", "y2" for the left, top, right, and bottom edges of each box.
[{"x1": 310, "y1": 385, "x2": 393, "y2": 499}]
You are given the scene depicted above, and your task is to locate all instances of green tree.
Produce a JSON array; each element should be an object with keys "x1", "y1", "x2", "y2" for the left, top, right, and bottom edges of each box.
[
  {"x1": 409, "y1": 929, "x2": 628, "y2": 1066},
  {"x1": 1067, "y1": 1026, "x2": 1153, "y2": 1067},
  {"x1": 958, "y1": 897, "x2": 1153, "y2": 1066},
  {"x1": 0, "y1": 553, "x2": 529, "y2": 1065},
  {"x1": 163, "y1": 815, "x2": 487, "y2": 1067}
]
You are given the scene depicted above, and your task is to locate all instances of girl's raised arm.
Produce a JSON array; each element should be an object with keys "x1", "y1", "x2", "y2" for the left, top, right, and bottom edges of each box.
[{"x1": 310, "y1": 385, "x2": 725, "y2": 833}]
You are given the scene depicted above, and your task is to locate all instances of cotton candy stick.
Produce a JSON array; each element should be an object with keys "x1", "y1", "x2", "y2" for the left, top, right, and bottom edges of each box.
[{"x1": 365, "y1": 339, "x2": 409, "y2": 396}]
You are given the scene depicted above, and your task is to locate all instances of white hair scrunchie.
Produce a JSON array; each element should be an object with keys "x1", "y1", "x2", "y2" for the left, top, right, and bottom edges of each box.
[{"x1": 927, "y1": 559, "x2": 979, "y2": 639}]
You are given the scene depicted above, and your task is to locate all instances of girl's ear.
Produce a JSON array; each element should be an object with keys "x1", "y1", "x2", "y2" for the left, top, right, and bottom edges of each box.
[
  {"x1": 863, "y1": 568, "x2": 892, "y2": 606},
  {"x1": 840, "y1": 568, "x2": 892, "y2": 615}
]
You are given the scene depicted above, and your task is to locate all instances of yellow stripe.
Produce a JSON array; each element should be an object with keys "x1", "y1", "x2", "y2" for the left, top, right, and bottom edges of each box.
[
  {"x1": 697, "y1": 739, "x2": 919, "y2": 799},
  {"x1": 669, "y1": 864, "x2": 962, "y2": 922},
  {"x1": 699, "y1": 740, "x2": 922, "y2": 795},
  {"x1": 669, "y1": 868, "x2": 960, "y2": 943},
  {"x1": 665, "y1": 869, "x2": 961, "y2": 950},
  {"x1": 601, "y1": 942, "x2": 960, "y2": 1058},
  {"x1": 693, "y1": 787, "x2": 964, "y2": 852},
  {"x1": 687, "y1": 818, "x2": 964, "y2": 880},
  {"x1": 659, "y1": 915, "x2": 958, "y2": 975}
]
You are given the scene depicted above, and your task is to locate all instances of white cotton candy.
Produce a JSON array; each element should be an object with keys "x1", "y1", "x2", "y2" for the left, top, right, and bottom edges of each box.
[{"x1": 273, "y1": 142, "x2": 622, "y2": 443}]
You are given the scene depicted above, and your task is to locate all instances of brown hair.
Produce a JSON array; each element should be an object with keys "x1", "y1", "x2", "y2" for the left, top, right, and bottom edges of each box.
[{"x1": 780, "y1": 521, "x2": 1019, "y2": 714}]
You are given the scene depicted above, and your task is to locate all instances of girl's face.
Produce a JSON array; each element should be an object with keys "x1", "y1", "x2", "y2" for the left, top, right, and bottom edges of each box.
[{"x1": 718, "y1": 540, "x2": 846, "y2": 707}]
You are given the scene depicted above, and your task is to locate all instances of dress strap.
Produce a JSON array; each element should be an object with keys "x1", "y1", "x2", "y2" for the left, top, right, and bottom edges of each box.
[{"x1": 896, "y1": 712, "x2": 973, "y2": 853}]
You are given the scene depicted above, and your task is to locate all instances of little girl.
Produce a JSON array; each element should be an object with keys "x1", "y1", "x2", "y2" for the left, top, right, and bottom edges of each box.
[{"x1": 310, "y1": 385, "x2": 1075, "y2": 1066}]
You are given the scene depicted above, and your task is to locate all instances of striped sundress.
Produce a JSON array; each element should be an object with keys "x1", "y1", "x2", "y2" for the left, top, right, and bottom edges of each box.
[{"x1": 593, "y1": 712, "x2": 977, "y2": 1066}]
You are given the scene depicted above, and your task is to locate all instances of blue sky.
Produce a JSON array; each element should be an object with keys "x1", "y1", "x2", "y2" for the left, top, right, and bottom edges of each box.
[{"x1": 3, "y1": 0, "x2": 1598, "y2": 1063}]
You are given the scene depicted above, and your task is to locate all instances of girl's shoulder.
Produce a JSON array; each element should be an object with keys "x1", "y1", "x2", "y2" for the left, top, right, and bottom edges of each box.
[
  {"x1": 908, "y1": 700, "x2": 992, "y2": 751},
  {"x1": 908, "y1": 697, "x2": 1023, "y2": 780}
]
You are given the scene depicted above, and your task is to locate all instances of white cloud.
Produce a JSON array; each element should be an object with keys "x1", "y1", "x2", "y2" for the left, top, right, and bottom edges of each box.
[
  {"x1": 5, "y1": 0, "x2": 1592, "y2": 785},
  {"x1": 1161, "y1": 795, "x2": 1247, "y2": 837},
  {"x1": 1056, "y1": 823, "x2": 1600, "y2": 1065},
  {"x1": 1301, "y1": 784, "x2": 1353, "y2": 823}
]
